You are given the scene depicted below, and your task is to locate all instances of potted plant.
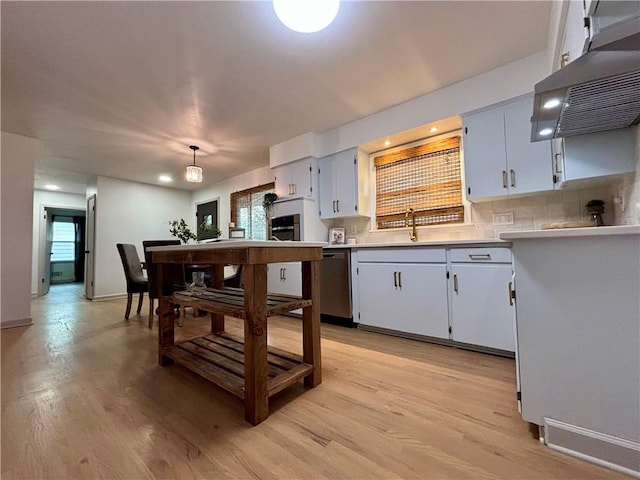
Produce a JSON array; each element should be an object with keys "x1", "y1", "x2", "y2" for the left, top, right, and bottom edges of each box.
[
  {"x1": 197, "y1": 222, "x2": 222, "y2": 241},
  {"x1": 586, "y1": 199, "x2": 605, "y2": 226},
  {"x1": 263, "y1": 192, "x2": 278, "y2": 210},
  {"x1": 169, "y1": 218, "x2": 197, "y2": 244},
  {"x1": 586, "y1": 199, "x2": 605, "y2": 214}
]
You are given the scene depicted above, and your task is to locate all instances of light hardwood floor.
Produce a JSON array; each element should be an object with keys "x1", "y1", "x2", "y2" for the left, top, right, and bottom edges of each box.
[{"x1": 1, "y1": 283, "x2": 626, "y2": 479}]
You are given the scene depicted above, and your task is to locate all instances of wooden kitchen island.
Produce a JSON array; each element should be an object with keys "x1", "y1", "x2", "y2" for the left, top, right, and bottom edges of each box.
[{"x1": 149, "y1": 240, "x2": 324, "y2": 425}]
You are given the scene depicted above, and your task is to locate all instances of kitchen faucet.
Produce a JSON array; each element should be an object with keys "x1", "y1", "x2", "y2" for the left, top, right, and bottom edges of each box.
[{"x1": 405, "y1": 207, "x2": 417, "y2": 242}]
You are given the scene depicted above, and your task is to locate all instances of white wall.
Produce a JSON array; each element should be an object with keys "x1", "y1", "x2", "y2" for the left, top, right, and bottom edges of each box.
[
  {"x1": 191, "y1": 165, "x2": 274, "y2": 238},
  {"x1": 1, "y1": 132, "x2": 37, "y2": 328},
  {"x1": 271, "y1": 51, "x2": 551, "y2": 163},
  {"x1": 31, "y1": 189, "x2": 86, "y2": 295},
  {"x1": 93, "y1": 176, "x2": 191, "y2": 299}
]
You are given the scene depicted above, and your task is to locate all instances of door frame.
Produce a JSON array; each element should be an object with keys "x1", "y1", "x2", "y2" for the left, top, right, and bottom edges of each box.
[
  {"x1": 37, "y1": 203, "x2": 87, "y2": 296},
  {"x1": 195, "y1": 196, "x2": 221, "y2": 237}
]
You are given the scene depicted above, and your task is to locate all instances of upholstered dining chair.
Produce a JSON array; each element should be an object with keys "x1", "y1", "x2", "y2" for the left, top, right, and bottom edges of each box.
[
  {"x1": 116, "y1": 243, "x2": 148, "y2": 320},
  {"x1": 143, "y1": 239, "x2": 181, "y2": 329}
]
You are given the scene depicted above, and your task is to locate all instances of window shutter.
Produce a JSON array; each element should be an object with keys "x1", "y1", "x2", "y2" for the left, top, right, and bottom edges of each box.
[
  {"x1": 230, "y1": 182, "x2": 275, "y2": 240},
  {"x1": 374, "y1": 136, "x2": 463, "y2": 229}
]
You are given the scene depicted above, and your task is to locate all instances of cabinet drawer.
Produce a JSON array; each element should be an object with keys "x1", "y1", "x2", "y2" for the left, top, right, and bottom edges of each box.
[
  {"x1": 449, "y1": 247, "x2": 511, "y2": 263},
  {"x1": 357, "y1": 248, "x2": 446, "y2": 263}
]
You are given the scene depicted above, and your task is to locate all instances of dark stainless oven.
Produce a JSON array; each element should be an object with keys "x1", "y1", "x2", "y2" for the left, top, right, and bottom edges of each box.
[{"x1": 269, "y1": 214, "x2": 300, "y2": 241}]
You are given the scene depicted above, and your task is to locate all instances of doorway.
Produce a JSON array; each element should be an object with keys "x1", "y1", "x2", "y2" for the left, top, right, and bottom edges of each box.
[
  {"x1": 39, "y1": 206, "x2": 86, "y2": 296},
  {"x1": 196, "y1": 199, "x2": 219, "y2": 240}
]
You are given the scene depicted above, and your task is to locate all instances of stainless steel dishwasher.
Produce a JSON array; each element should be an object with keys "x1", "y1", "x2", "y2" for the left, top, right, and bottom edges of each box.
[{"x1": 320, "y1": 248, "x2": 354, "y2": 326}]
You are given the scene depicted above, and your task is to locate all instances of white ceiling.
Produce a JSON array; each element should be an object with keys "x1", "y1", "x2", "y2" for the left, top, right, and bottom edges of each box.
[{"x1": 1, "y1": 1, "x2": 552, "y2": 194}]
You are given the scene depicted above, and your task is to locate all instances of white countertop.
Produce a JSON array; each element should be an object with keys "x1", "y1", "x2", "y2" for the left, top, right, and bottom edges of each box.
[
  {"x1": 324, "y1": 239, "x2": 509, "y2": 249},
  {"x1": 499, "y1": 225, "x2": 640, "y2": 240},
  {"x1": 148, "y1": 240, "x2": 327, "y2": 251}
]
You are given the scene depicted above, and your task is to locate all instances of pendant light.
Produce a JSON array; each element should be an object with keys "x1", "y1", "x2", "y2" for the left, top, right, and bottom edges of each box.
[
  {"x1": 186, "y1": 145, "x2": 203, "y2": 183},
  {"x1": 273, "y1": 0, "x2": 340, "y2": 33}
]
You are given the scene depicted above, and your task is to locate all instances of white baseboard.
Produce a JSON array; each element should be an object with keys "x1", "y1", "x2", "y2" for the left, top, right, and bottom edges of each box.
[
  {"x1": 544, "y1": 418, "x2": 640, "y2": 478},
  {"x1": 1, "y1": 317, "x2": 34, "y2": 329},
  {"x1": 91, "y1": 293, "x2": 127, "y2": 302}
]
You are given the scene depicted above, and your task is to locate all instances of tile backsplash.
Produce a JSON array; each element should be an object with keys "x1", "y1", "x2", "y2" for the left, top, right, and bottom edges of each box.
[
  {"x1": 334, "y1": 183, "x2": 626, "y2": 244},
  {"x1": 610, "y1": 129, "x2": 640, "y2": 225},
  {"x1": 333, "y1": 127, "x2": 639, "y2": 244}
]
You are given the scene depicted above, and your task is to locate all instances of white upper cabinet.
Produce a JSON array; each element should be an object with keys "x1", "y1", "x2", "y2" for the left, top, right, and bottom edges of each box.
[
  {"x1": 318, "y1": 147, "x2": 369, "y2": 219},
  {"x1": 558, "y1": 0, "x2": 590, "y2": 68},
  {"x1": 553, "y1": 128, "x2": 638, "y2": 188},
  {"x1": 274, "y1": 157, "x2": 317, "y2": 199},
  {"x1": 463, "y1": 94, "x2": 554, "y2": 201}
]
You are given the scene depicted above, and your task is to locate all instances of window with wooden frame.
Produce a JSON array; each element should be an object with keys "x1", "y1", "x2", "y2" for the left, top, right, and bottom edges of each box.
[
  {"x1": 374, "y1": 136, "x2": 463, "y2": 229},
  {"x1": 230, "y1": 182, "x2": 275, "y2": 240}
]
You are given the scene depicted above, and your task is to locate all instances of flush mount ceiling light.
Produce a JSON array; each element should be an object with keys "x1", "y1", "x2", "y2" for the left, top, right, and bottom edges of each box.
[
  {"x1": 273, "y1": 0, "x2": 340, "y2": 33},
  {"x1": 158, "y1": 175, "x2": 172, "y2": 183},
  {"x1": 185, "y1": 145, "x2": 203, "y2": 183},
  {"x1": 44, "y1": 184, "x2": 60, "y2": 191}
]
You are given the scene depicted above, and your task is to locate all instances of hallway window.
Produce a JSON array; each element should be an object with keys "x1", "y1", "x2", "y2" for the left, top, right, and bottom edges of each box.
[{"x1": 51, "y1": 217, "x2": 75, "y2": 262}]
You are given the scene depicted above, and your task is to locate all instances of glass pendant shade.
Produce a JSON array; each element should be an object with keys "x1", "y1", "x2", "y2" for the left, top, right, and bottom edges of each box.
[
  {"x1": 273, "y1": 0, "x2": 340, "y2": 33},
  {"x1": 186, "y1": 145, "x2": 203, "y2": 183},
  {"x1": 186, "y1": 164, "x2": 203, "y2": 183}
]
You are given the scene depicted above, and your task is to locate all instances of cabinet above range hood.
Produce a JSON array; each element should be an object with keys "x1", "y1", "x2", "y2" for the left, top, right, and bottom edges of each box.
[{"x1": 531, "y1": 13, "x2": 640, "y2": 142}]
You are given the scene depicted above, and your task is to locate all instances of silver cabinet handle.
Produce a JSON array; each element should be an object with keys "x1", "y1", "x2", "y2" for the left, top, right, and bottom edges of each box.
[
  {"x1": 453, "y1": 274, "x2": 458, "y2": 293},
  {"x1": 332, "y1": 200, "x2": 336, "y2": 213},
  {"x1": 502, "y1": 170, "x2": 508, "y2": 189},
  {"x1": 468, "y1": 253, "x2": 491, "y2": 260},
  {"x1": 398, "y1": 271, "x2": 402, "y2": 289},
  {"x1": 393, "y1": 271, "x2": 397, "y2": 288},
  {"x1": 510, "y1": 169, "x2": 516, "y2": 188},
  {"x1": 282, "y1": 268, "x2": 286, "y2": 281},
  {"x1": 336, "y1": 200, "x2": 339, "y2": 212},
  {"x1": 508, "y1": 281, "x2": 514, "y2": 306},
  {"x1": 554, "y1": 153, "x2": 563, "y2": 173},
  {"x1": 292, "y1": 184, "x2": 296, "y2": 195}
]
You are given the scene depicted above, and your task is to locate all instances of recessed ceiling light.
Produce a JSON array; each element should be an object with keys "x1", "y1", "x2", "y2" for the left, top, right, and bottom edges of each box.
[
  {"x1": 543, "y1": 99, "x2": 561, "y2": 109},
  {"x1": 384, "y1": 140, "x2": 391, "y2": 146},
  {"x1": 44, "y1": 184, "x2": 60, "y2": 190},
  {"x1": 273, "y1": 0, "x2": 340, "y2": 33},
  {"x1": 430, "y1": 127, "x2": 438, "y2": 133},
  {"x1": 539, "y1": 128, "x2": 554, "y2": 136},
  {"x1": 158, "y1": 175, "x2": 172, "y2": 183}
]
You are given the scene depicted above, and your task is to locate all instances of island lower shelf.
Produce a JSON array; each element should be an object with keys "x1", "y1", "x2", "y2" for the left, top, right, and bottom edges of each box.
[
  {"x1": 162, "y1": 332, "x2": 314, "y2": 399},
  {"x1": 172, "y1": 287, "x2": 312, "y2": 318}
]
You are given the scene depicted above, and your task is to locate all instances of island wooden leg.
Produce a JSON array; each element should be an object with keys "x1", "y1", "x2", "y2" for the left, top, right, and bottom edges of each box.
[
  {"x1": 158, "y1": 296, "x2": 175, "y2": 366},
  {"x1": 243, "y1": 263, "x2": 269, "y2": 425},
  {"x1": 302, "y1": 259, "x2": 322, "y2": 387},
  {"x1": 210, "y1": 264, "x2": 225, "y2": 334}
]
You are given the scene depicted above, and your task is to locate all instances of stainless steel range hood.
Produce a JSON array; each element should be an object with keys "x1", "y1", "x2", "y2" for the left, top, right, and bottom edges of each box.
[{"x1": 531, "y1": 14, "x2": 640, "y2": 142}]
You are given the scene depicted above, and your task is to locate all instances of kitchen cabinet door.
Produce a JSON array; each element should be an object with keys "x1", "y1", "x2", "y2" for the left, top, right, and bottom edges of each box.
[
  {"x1": 267, "y1": 262, "x2": 302, "y2": 315},
  {"x1": 319, "y1": 147, "x2": 369, "y2": 219},
  {"x1": 558, "y1": 0, "x2": 589, "y2": 68},
  {"x1": 449, "y1": 263, "x2": 515, "y2": 352},
  {"x1": 274, "y1": 158, "x2": 316, "y2": 199},
  {"x1": 463, "y1": 108, "x2": 508, "y2": 199},
  {"x1": 358, "y1": 262, "x2": 449, "y2": 339},
  {"x1": 504, "y1": 99, "x2": 554, "y2": 195},
  {"x1": 559, "y1": 128, "x2": 637, "y2": 186},
  {"x1": 463, "y1": 94, "x2": 553, "y2": 201}
]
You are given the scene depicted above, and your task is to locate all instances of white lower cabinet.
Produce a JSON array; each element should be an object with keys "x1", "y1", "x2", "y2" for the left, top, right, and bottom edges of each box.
[
  {"x1": 355, "y1": 246, "x2": 515, "y2": 354},
  {"x1": 357, "y1": 250, "x2": 449, "y2": 339},
  {"x1": 267, "y1": 262, "x2": 302, "y2": 314},
  {"x1": 449, "y1": 263, "x2": 515, "y2": 352}
]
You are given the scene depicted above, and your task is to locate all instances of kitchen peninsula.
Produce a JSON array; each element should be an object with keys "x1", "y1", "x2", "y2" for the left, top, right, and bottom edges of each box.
[
  {"x1": 149, "y1": 240, "x2": 324, "y2": 425},
  {"x1": 501, "y1": 225, "x2": 640, "y2": 476}
]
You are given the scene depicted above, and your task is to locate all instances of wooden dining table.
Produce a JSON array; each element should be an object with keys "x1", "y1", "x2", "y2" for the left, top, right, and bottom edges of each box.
[{"x1": 148, "y1": 240, "x2": 324, "y2": 425}]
